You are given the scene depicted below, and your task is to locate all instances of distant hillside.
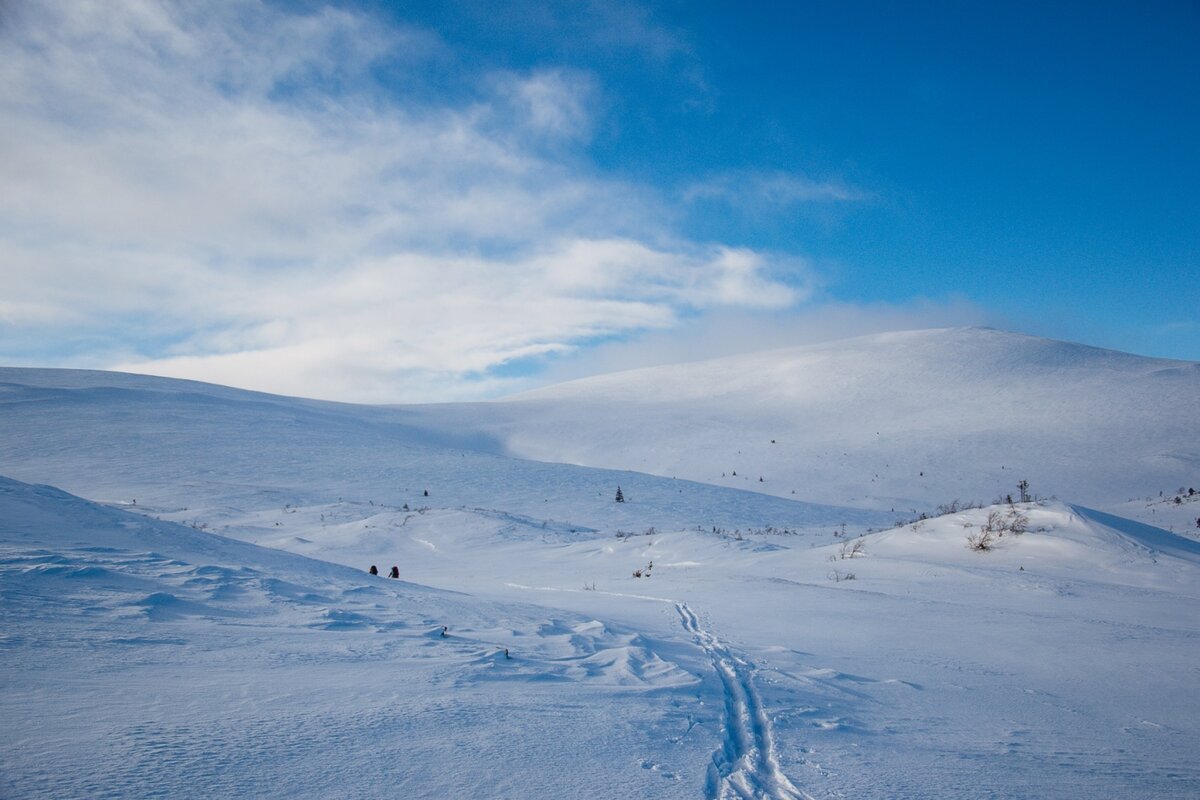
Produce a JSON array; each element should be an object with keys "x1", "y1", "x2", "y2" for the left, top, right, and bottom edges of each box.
[
  {"x1": 406, "y1": 327, "x2": 1199, "y2": 513},
  {"x1": 0, "y1": 365, "x2": 886, "y2": 535},
  {"x1": 3, "y1": 327, "x2": 1195, "y2": 518}
]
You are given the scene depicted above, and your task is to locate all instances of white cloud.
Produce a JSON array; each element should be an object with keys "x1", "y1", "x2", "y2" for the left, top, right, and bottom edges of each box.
[
  {"x1": 100, "y1": 239, "x2": 800, "y2": 402},
  {"x1": 501, "y1": 69, "x2": 597, "y2": 140},
  {"x1": 0, "y1": 0, "x2": 811, "y2": 401},
  {"x1": 682, "y1": 170, "x2": 868, "y2": 207}
]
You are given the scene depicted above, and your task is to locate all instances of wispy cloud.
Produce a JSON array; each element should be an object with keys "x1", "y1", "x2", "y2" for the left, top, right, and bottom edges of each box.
[
  {"x1": 682, "y1": 170, "x2": 869, "y2": 207},
  {"x1": 533, "y1": 296, "x2": 997, "y2": 386},
  {"x1": 0, "y1": 0, "x2": 805, "y2": 401},
  {"x1": 492, "y1": 69, "x2": 598, "y2": 141}
]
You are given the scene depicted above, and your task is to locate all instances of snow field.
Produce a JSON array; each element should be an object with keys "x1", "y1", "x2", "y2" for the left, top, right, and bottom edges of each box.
[
  {"x1": 0, "y1": 478, "x2": 715, "y2": 798},
  {"x1": 2, "y1": 331, "x2": 1199, "y2": 799},
  {"x1": 5, "y1": 466, "x2": 1199, "y2": 797},
  {"x1": 411, "y1": 327, "x2": 1200, "y2": 517}
]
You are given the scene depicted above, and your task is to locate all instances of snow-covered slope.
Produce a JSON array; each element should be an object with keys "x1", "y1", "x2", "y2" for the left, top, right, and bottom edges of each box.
[
  {"x1": 4, "y1": 475, "x2": 1199, "y2": 798},
  {"x1": 5, "y1": 327, "x2": 1195, "y2": 525},
  {"x1": 408, "y1": 327, "x2": 1199, "y2": 517},
  {"x1": 0, "y1": 365, "x2": 887, "y2": 536},
  {"x1": 3, "y1": 328, "x2": 1200, "y2": 798},
  {"x1": 0, "y1": 476, "x2": 710, "y2": 798}
]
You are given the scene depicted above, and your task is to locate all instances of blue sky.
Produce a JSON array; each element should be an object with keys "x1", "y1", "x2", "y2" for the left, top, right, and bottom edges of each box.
[{"x1": 1, "y1": 1, "x2": 1196, "y2": 401}]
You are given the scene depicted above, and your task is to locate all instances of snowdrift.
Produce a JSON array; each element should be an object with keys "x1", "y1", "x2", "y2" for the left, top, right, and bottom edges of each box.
[{"x1": 854, "y1": 501, "x2": 1200, "y2": 592}]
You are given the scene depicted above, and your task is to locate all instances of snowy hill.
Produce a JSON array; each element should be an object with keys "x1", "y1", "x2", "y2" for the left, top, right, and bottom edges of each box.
[
  {"x1": 0, "y1": 365, "x2": 889, "y2": 539},
  {"x1": 4, "y1": 327, "x2": 1195, "y2": 528},
  {"x1": 3, "y1": 328, "x2": 1200, "y2": 797},
  {"x1": 404, "y1": 327, "x2": 1200, "y2": 519}
]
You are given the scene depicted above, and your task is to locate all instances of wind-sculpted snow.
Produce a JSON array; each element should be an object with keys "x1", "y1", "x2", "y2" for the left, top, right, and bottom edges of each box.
[
  {"x1": 0, "y1": 477, "x2": 709, "y2": 798},
  {"x1": 460, "y1": 618, "x2": 697, "y2": 689}
]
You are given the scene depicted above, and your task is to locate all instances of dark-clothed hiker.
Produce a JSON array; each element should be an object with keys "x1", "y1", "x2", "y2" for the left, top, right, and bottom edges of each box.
[
  {"x1": 389, "y1": 566, "x2": 399, "y2": 579},
  {"x1": 368, "y1": 565, "x2": 378, "y2": 576}
]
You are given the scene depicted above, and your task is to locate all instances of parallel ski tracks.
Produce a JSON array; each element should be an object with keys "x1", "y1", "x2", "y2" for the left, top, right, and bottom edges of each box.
[{"x1": 676, "y1": 603, "x2": 811, "y2": 800}]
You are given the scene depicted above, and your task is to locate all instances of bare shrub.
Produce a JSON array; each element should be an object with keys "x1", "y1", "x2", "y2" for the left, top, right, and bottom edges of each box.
[
  {"x1": 936, "y1": 499, "x2": 982, "y2": 516},
  {"x1": 967, "y1": 528, "x2": 996, "y2": 551},
  {"x1": 968, "y1": 506, "x2": 1029, "y2": 550},
  {"x1": 839, "y1": 539, "x2": 866, "y2": 559}
]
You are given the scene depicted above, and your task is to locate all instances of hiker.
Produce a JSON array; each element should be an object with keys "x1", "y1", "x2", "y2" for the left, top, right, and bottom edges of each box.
[
  {"x1": 368, "y1": 565, "x2": 378, "y2": 576},
  {"x1": 389, "y1": 566, "x2": 399, "y2": 579}
]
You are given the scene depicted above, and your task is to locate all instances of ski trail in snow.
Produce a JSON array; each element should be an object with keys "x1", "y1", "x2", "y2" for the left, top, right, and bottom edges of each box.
[{"x1": 676, "y1": 603, "x2": 811, "y2": 800}]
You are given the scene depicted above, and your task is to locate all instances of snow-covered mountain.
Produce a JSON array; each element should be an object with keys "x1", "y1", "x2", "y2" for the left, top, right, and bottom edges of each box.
[
  {"x1": 407, "y1": 327, "x2": 1200, "y2": 517},
  {"x1": 3, "y1": 327, "x2": 1199, "y2": 798}
]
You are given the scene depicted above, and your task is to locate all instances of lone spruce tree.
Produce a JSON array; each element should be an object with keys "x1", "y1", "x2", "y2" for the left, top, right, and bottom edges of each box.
[{"x1": 615, "y1": 486, "x2": 625, "y2": 503}]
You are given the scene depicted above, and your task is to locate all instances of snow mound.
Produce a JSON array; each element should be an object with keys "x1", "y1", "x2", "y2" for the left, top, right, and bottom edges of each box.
[{"x1": 852, "y1": 501, "x2": 1200, "y2": 591}]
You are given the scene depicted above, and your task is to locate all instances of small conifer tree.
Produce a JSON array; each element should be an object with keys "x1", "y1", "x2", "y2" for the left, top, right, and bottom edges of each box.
[{"x1": 615, "y1": 486, "x2": 625, "y2": 503}]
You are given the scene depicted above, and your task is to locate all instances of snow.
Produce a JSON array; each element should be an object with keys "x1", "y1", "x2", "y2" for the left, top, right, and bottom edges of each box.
[
  {"x1": 407, "y1": 327, "x2": 1200, "y2": 519},
  {"x1": 0, "y1": 478, "x2": 711, "y2": 798},
  {"x1": 2, "y1": 328, "x2": 1199, "y2": 798}
]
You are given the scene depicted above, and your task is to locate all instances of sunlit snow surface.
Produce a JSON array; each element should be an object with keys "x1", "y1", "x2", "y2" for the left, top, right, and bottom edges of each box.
[
  {"x1": 422, "y1": 327, "x2": 1200, "y2": 525},
  {"x1": 2, "y1": 332, "x2": 1199, "y2": 798}
]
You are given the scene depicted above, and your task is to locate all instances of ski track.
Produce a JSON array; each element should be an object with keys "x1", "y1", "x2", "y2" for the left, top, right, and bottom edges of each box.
[
  {"x1": 676, "y1": 603, "x2": 811, "y2": 800},
  {"x1": 503, "y1": 582, "x2": 812, "y2": 798}
]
